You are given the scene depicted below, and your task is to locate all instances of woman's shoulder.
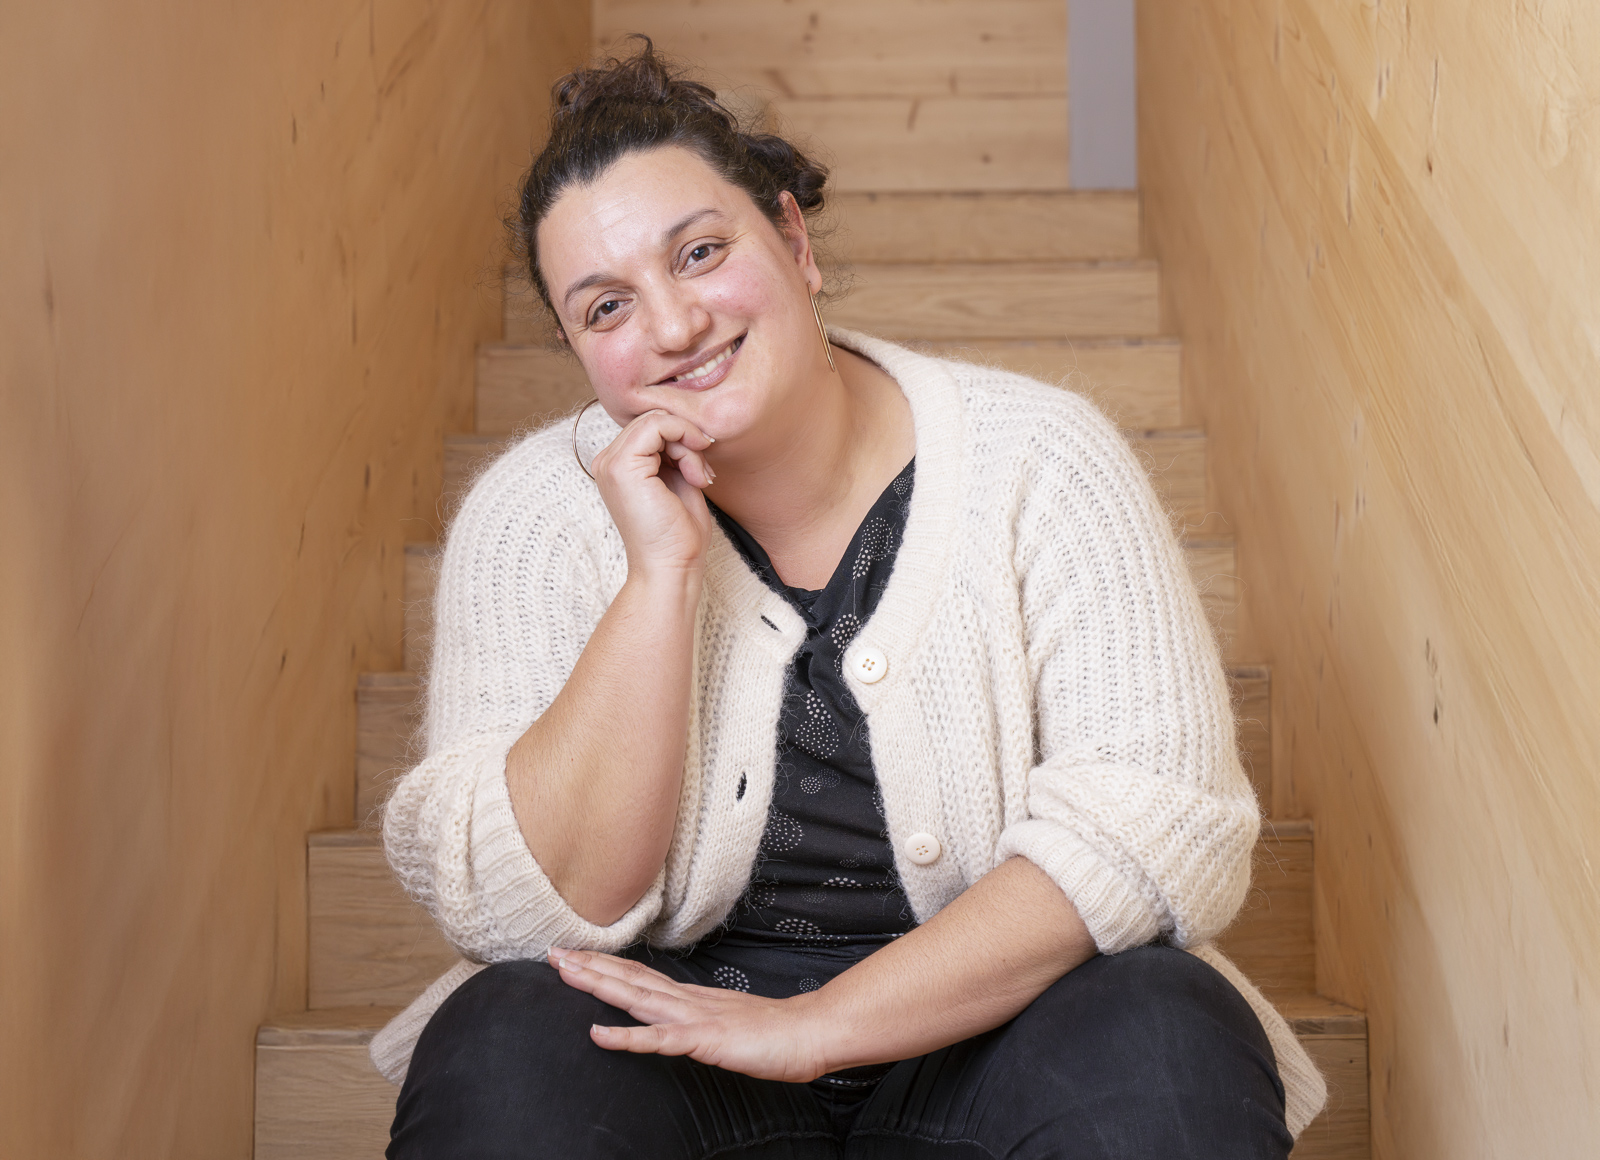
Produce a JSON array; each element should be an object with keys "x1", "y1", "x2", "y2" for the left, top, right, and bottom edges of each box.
[
  {"x1": 446, "y1": 406, "x2": 617, "y2": 551},
  {"x1": 935, "y1": 355, "x2": 1130, "y2": 470}
]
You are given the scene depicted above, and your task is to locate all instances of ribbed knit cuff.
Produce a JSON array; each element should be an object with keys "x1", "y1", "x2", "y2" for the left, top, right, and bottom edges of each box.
[
  {"x1": 469, "y1": 740, "x2": 663, "y2": 954},
  {"x1": 996, "y1": 819, "x2": 1162, "y2": 953}
]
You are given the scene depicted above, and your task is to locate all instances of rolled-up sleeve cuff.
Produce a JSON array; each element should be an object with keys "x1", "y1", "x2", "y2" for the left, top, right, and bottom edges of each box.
[
  {"x1": 466, "y1": 734, "x2": 662, "y2": 956},
  {"x1": 996, "y1": 819, "x2": 1162, "y2": 953}
]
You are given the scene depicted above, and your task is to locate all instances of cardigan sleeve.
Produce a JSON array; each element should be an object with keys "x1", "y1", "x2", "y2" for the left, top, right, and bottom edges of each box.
[
  {"x1": 381, "y1": 436, "x2": 664, "y2": 963},
  {"x1": 994, "y1": 392, "x2": 1260, "y2": 953}
]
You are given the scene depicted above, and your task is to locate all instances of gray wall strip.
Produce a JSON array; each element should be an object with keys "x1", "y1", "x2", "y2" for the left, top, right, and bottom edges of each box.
[{"x1": 1068, "y1": 0, "x2": 1138, "y2": 189}]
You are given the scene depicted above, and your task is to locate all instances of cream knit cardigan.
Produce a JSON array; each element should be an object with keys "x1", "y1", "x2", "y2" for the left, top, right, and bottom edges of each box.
[{"x1": 375, "y1": 329, "x2": 1327, "y2": 1136}]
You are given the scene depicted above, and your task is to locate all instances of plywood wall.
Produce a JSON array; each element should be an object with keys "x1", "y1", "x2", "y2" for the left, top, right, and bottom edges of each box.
[
  {"x1": 1137, "y1": 3, "x2": 1600, "y2": 1156},
  {"x1": 0, "y1": 2, "x2": 587, "y2": 1155},
  {"x1": 595, "y1": 0, "x2": 1070, "y2": 190}
]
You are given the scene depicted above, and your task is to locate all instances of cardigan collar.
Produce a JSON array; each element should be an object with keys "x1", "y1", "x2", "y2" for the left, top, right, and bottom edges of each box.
[{"x1": 702, "y1": 328, "x2": 966, "y2": 706}]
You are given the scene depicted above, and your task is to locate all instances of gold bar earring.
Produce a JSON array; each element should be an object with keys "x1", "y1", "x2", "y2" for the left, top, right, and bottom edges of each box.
[{"x1": 810, "y1": 291, "x2": 837, "y2": 373}]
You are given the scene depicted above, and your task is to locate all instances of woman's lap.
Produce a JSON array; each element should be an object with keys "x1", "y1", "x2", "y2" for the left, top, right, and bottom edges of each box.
[{"x1": 387, "y1": 946, "x2": 1290, "y2": 1159}]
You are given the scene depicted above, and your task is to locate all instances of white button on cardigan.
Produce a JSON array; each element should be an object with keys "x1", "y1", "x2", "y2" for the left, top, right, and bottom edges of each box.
[{"x1": 850, "y1": 645, "x2": 888, "y2": 684}]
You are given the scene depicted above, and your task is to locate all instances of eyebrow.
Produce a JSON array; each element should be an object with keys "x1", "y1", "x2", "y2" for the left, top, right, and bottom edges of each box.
[{"x1": 559, "y1": 207, "x2": 729, "y2": 310}]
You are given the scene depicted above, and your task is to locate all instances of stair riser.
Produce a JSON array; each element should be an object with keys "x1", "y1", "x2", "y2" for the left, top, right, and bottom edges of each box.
[
  {"x1": 255, "y1": 1044, "x2": 393, "y2": 1160},
  {"x1": 831, "y1": 192, "x2": 1140, "y2": 262},
  {"x1": 831, "y1": 263, "x2": 1161, "y2": 340},
  {"x1": 357, "y1": 679, "x2": 420, "y2": 825},
  {"x1": 1293, "y1": 1034, "x2": 1370, "y2": 1159},
  {"x1": 505, "y1": 262, "x2": 1161, "y2": 345},
  {"x1": 1213, "y1": 833, "x2": 1314, "y2": 995},
  {"x1": 473, "y1": 339, "x2": 1182, "y2": 438}
]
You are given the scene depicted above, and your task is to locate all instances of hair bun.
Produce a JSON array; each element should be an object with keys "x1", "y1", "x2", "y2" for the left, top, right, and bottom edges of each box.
[{"x1": 513, "y1": 37, "x2": 831, "y2": 322}]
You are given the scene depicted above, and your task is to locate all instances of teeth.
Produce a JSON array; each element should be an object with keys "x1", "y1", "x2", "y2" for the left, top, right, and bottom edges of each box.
[{"x1": 673, "y1": 340, "x2": 738, "y2": 382}]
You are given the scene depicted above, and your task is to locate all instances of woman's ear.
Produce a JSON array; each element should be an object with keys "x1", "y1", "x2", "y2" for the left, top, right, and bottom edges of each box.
[{"x1": 776, "y1": 191, "x2": 821, "y2": 292}]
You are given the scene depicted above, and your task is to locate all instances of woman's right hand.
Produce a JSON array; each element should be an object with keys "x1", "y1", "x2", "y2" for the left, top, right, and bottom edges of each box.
[{"x1": 588, "y1": 408, "x2": 716, "y2": 581}]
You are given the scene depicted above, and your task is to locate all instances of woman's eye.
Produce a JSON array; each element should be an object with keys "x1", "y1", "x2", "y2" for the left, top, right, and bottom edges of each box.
[
  {"x1": 689, "y1": 244, "x2": 712, "y2": 262},
  {"x1": 590, "y1": 299, "x2": 622, "y2": 324}
]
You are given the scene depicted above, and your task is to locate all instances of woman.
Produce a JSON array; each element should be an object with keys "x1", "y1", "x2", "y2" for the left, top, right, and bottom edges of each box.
[{"x1": 374, "y1": 43, "x2": 1324, "y2": 1158}]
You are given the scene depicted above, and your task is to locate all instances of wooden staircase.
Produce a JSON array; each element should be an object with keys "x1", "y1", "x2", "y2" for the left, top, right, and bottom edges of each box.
[{"x1": 254, "y1": 11, "x2": 1370, "y2": 1158}]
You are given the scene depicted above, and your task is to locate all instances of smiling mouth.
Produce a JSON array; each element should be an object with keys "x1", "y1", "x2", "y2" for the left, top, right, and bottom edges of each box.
[{"x1": 659, "y1": 335, "x2": 745, "y2": 385}]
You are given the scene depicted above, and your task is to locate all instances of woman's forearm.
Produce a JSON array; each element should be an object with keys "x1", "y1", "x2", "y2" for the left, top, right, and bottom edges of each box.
[
  {"x1": 803, "y1": 857, "x2": 1097, "y2": 1071},
  {"x1": 506, "y1": 568, "x2": 702, "y2": 926}
]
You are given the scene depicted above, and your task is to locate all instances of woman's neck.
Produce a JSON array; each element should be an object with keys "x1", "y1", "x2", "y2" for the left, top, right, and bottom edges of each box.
[{"x1": 703, "y1": 347, "x2": 915, "y2": 590}]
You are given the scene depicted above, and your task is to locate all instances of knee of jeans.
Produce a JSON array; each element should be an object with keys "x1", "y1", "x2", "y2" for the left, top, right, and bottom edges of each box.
[
  {"x1": 407, "y1": 959, "x2": 599, "y2": 1088},
  {"x1": 1021, "y1": 945, "x2": 1274, "y2": 1068}
]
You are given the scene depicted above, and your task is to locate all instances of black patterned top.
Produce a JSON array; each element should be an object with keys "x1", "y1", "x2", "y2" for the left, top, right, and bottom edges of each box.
[{"x1": 686, "y1": 460, "x2": 919, "y2": 999}]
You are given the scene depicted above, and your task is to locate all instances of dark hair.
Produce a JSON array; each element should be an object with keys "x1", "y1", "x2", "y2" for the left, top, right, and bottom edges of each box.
[{"x1": 512, "y1": 37, "x2": 830, "y2": 327}]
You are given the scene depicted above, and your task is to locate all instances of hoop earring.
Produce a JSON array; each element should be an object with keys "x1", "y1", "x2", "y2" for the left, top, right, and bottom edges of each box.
[
  {"x1": 810, "y1": 292, "x2": 837, "y2": 373},
  {"x1": 572, "y1": 396, "x2": 601, "y2": 480}
]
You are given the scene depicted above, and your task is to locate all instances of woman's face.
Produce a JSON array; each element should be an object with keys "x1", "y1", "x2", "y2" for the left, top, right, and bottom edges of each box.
[{"x1": 537, "y1": 145, "x2": 827, "y2": 444}]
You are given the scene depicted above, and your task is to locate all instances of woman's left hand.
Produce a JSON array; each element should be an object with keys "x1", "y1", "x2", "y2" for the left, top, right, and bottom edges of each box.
[{"x1": 547, "y1": 947, "x2": 833, "y2": 1083}]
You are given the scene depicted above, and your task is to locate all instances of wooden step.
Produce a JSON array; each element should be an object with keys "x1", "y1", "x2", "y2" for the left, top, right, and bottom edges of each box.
[
  {"x1": 255, "y1": 1006, "x2": 398, "y2": 1160},
  {"x1": 309, "y1": 830, "x2": 456, "y2": 1009},
  {"x1": 256, "y1": 995, "x2": 1364, "y2": 1158},
  {"x1": 473, "y1": 337, "x2": 1179, "y2": 437},
  {"x1": 1231, "y1": 666, "x2": 1273, "y2": 809},
  {"x1": 595, "y1": 0, "x2": 1067, "y2": 102},
  {"x1": 831, "y1": 191, "x2": 1139, "y2": 262},
  {"x1": 403, "y1": 532, "x2": 1239, "y2": 676},
  {"x1": 357, "y1": 672, "x2": 421, "y2": 825},
  {"x1": 771, "y1": 96, "x2": 1068, "y2": 192},
  {"x1": 503, "y1": 260, "x2": 1161, "y2": 346},
  {"x1": 307, "y1": 817, "x2": 1305, "y2": 1011},
  {"x1": 440, "y1": 425, "x2": 1205, "y2": 528},
  {"x1": 831, "y1": 261, "x2": 1160, "y2": 339},
  {"x1": 1277, "y1": 994, "x2": 1372, "y2": 1159},
  {"x1": 1215, "y1": 819, "x2": 1314, "y2": 994}
]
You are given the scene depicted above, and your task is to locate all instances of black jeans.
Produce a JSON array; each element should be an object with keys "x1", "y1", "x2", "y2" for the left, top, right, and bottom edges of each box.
[{"x1": 387, "y1": 945, "x2": 1291, "y2": 1159}]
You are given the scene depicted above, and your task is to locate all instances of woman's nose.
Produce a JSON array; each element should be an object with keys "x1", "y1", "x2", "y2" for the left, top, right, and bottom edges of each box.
[{"x1": 644, "y1": 288, "x2": 712, "y2": 354}]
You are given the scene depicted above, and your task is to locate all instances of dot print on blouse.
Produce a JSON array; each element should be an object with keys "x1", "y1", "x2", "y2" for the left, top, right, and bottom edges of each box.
[
  {"x1": 831, "y1": 612, "x2": 862, "y2": 648},
  {"x1": 761, "y1": 812, "x2": 803, "y2": 853},
  {"x1": 712, "y1": 965, "x2": 752, "y2": 993},
  {"x1": 794, "y1": 690, "x2": 839, "y2": 760},
  {"x1": 851, "y1": 517, "x2": 897, "y2": 581}
]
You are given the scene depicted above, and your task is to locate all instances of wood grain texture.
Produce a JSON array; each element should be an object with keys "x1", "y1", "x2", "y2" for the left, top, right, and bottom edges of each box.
[
  {"x1": 1293, "y1": 1028, "x2": 1371, "y2": 1160},
  {"x1": 1140, "y1": 2, "x2": 1600, "y2": 1155},
  {"x1": 474, "y1": 337, "x2": 1180, "y2": 434},
  {"x1": 1215, "y1": 823, "x2": 1314, "y2": 994},
  {"x1": 0, "y1": 3, "x2": 588, "y2": 1154},
  {"x1": 595, "y1": 0, "x2": 1067, "y2": 99},
  {"x1": 831, "y1": 261, "x2": 1160, "y2": 339},
  {"x1": 475, "y1": 344, "x2": 591, "y2": 434},
  {"x1": 254, "y1": 1039, "x2": 393, "y2": 1160},
  {"x1": 773, "y1": 96, "x2": 1068, "y2": 191},
  {"x1": 356, "y1": 673, "x2": 420, "y2": 826},
  {"x1": 403, "y1": 543, "x2": 437, "y2": 675},
  {"x1": 1230, "y1": 667, "x2": 1273, "y2": 809},
  {"x1": 831, "y1": 191, "x2": 1139, "y2": 261},
  {"x1": 308, "y1": 832, "x2": 456, "y2": 1009}
]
